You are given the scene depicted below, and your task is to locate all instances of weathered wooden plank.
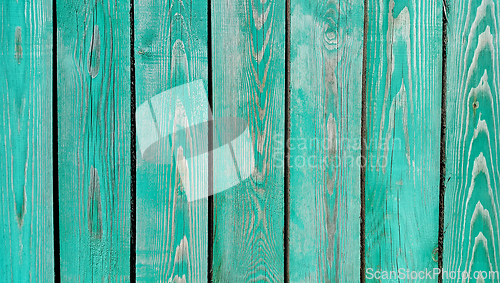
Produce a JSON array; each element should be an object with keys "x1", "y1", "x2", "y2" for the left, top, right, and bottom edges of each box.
[
  {"x1": 134, "y1": 0, "x2": 208, "y2": 281},
  {"x1": 211, "y1": 0, "x2": 285, "y2": 281},
  {"x1": 444, "y1": 0, "x2": 500, "y2": 279},
  {"x1": 288, "y1": 0, "x2": 363, "y2": 281},
  {"x1": 0, "y1": 0, "x2": 54, "y2": 281},
  {"x1": 56, "y1": 0, "x2": 130, "y2": 280},
  {"x1": 364, "y1": 0, "x2": 442, "y2": 277}
]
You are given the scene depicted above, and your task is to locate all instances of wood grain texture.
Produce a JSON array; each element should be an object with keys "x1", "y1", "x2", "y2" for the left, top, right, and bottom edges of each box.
[
  {"x1": 134, "y1": 0, "x2": 208, "y2": 281},
  {"x1": 288, "y1": 0, "x2": 363, "y2": 281},
  {"x1": 364, "y1": 0, "x2": 442, "y2": 276},
  {"x1": 56, "y1": 0, "x2": 130, "y2": 280},
  {"x1": 0, "y1": 0, "x2": 54, "y2": 281},
  {"x1": 211, "y1": 0, "x2": 285, "y2": 281},
  {"x1": 444, "y1": 0, "x2": 500, "y2": 279}
]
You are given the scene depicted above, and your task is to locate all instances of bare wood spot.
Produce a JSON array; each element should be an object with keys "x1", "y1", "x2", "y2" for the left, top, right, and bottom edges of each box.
[
  {"x1": 15, "y1": 27, "x2": 22, "y2": 64},
  {"x1": 87, "y1": 166, "x2": 103, "y2": 238},
  {"x1": 432, "y1": 247, "x2": 438, "y2": 262},
  {"x1": 87, "y1": 25, "x2": 101, "y2": 78}
]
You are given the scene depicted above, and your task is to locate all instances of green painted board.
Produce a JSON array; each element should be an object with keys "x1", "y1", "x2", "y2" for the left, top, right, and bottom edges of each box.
[
  {"x1": 444, "y1": 0, "x2": 500, "y2": 279},
  {"x1": 289, "y1": 0, "x2": 363, "y2": 281},
  {"x1": 364, "y1": 0, "x2": 442, "y2": 278},
  {"x1": 211, "y1": 0, "x2": 285, "y2": 281},
  {"x1": 0, "y1": 0, "x2": 54, "y2": 281},
  {"x1": 133, "y1": 0, "x2": 208, "y2": 281},
  {"x1": 56, "y1": 0, "x2": 131, "y2": 280}
]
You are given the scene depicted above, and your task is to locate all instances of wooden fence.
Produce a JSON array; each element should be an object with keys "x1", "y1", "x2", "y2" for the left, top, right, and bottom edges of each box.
[{"x1": 1, "y1": 0, "x2": 499, "y2": 281}]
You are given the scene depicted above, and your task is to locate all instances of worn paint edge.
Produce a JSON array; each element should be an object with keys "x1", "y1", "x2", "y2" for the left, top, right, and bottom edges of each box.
[
  {"x1": 130, "y1": 0, "x2": 137, "y2": 280},
  {"x1": 438, "y1": 0, "x2": 448, "y2": 282}
]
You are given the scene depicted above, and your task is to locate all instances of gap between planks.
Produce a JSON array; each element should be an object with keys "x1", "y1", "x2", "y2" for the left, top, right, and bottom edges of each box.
[{"x1": 130, "y1": 0, "x2": 137, "y2": 281}]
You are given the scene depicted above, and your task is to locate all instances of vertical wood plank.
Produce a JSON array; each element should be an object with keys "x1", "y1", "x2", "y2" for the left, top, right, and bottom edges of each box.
[
  {"x1": 444, "y1": 0, "x2": 500, "y2": 278},
  {"x1": 211, "y1": 0, "x2": 285, "y2": 281},
  {"x1": 56, "y1": 0, "x2": 131, "y2": 280},
  {"x1": 364, "y1": 0, "x2": 442, "y2": 276},
  {"x1": 288, "y1": 0, "x2": 363, "y2": 281},
  {"x1": 134, "y1": 0, "x2": 208, "y2": 281},
  {"x1": 0, "y1": 0, "x2": 54, "y2": 281}
]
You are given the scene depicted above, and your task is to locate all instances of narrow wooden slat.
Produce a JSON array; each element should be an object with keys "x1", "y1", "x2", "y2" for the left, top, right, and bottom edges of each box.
[
  {"x1": 56, "y1": 0, "x2": 131, "y2": 280},
  {"x1": 0, "y1": 0, "x2": 54, "y2": 281},
  {"x1": 288, "y1": 0, "x2": 363, "y2": 281},
  {"x1": 211, "y1": 0, "x2": 285, "y2": 281},
  {"x1": 134, "y1": 0, "x2": 208, "y2": 281},
  {"x1": 444, "y1": 0, "x2": 500, "y2": 278},
  {"x1": 364, "y1": 0, "x2": 442, "y2": 277}
]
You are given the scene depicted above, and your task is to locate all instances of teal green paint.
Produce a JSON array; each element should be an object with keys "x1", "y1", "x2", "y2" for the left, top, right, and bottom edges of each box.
[
  {"x1": 365, "y1": 0, "x2": 441, "y2": 277},
  {"x1": 134, "y1": 0, "x2": 208, "y2": 281},
  {"x1": 57, "y1": 0, "x2": 130, "y2": 280},
  {"x1": 0, "y1": 0, "x2": 54, "y2": 281},
  {"x1": 444, "y1": 0, "x2": 500, "y2": 277},
  {"x1": 289, "y1": 0, "x2": 363, "y2": 281},
  {"x1": 211, "y1": 0, "x2": 285, "y2": 281}
]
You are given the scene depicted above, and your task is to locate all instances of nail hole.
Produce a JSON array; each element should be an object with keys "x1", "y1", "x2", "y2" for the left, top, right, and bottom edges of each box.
[{"x1": 473, "y1": 101, "x2": 479, "y2": 110}]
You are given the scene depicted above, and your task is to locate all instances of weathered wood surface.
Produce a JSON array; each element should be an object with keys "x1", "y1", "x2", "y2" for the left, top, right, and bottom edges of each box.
[
  {"x1": 288, "y1": 0, "x2": 363, "y2": 281},
  {"x1": 211, "y1": 0, "x2": 285, "y2": 281},
  {"x1": 134, "y1": 0, "x2": 208, "y2": 281},
  {"x1": 3, "y1": 0, "x2": 491, "y2": 280},
  {"x1": 0, "y1": 0, "x2": 54, "y2": 281},
  {"x1": 444, "y1": 0, "x2": 500, "y2": 279},
  {"x1": 364, "y1": 0, "x2": 442, "y2": 276},
  {"x1": 56, "y1": 0, "x2": 131, "y2": 280}
]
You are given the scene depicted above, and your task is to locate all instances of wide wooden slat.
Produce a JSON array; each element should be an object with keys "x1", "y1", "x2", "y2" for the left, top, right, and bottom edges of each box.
[
  {"x1": 288, "y1": 0, "x2": 363, "y2": 281},
  {"x1": 211, "y1": 0, "x2": 285, "y2": 281},
  {"x1": 444, "y1": 0, "x2": 500, "y2": 278},
  {"x1": 0, "y1": 0, "x2": 54, "y2": 281},
  {"x1": 364, "y1": 0, "x2": 442, "y2": 277},
  {"x1": 134, "y1": 0, "x2": 208, "y2": 281},
  {"x1": 56, "y1": 0, "x2": 131, "y2": 280}
]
